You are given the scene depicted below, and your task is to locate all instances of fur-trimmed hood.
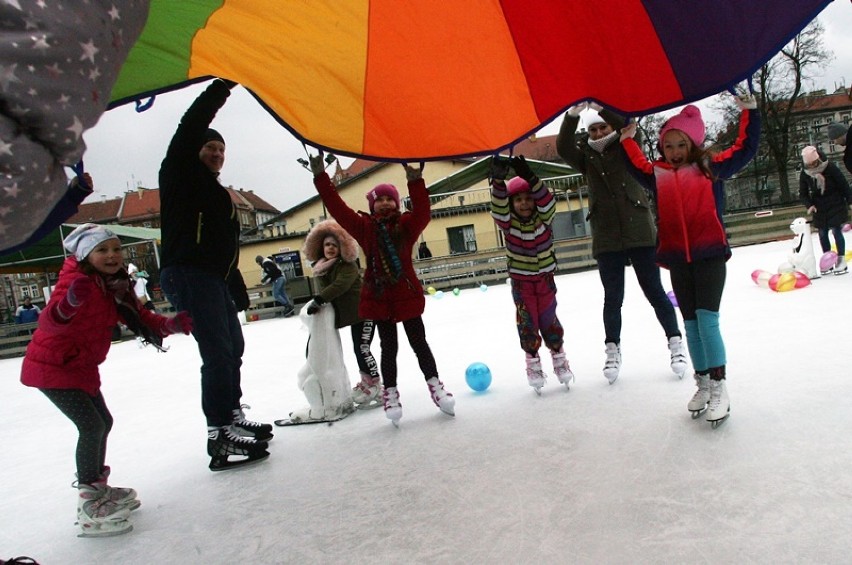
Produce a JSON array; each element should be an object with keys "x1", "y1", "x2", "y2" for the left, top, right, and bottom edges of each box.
[{"x1": 303, "y1": 219, "x2": 360, "y2": 263}]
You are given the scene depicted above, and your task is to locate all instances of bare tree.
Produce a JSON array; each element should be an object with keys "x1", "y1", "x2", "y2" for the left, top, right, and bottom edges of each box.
[{"x1": 751, "y1": 20, "x2": 832, "y2": 201}]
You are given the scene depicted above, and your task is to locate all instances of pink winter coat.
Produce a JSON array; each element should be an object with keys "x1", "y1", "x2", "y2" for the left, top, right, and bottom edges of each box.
[
  {"x1": 314, "y1": 173, "x2": 429, "y2": 323},
  {"x1": 21, "y1": 257, "x2": 165, "y2": 396}
]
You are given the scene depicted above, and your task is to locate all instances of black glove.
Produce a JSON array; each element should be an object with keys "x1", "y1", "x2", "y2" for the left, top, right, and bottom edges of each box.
[
  {"x1": 490, "y1": 156, "x2": 511, "y2": 182},
  {"x1": 227, "y1": 269, "x2": 250, "y2": 312},
  {"x1": 306, "y1": 295, "x2": 325, "y2": 315},
  {"x1": 510, "y1": 155, "x2": 535, "y2": 183},
  {"x1": 219, "y1": 78, "x2": 238, "y2": 90}
]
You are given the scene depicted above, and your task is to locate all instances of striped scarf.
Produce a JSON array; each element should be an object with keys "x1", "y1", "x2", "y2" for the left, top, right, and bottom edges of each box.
[{"x1": 371, "y1": 215, "x2": 403, "y2": 293}]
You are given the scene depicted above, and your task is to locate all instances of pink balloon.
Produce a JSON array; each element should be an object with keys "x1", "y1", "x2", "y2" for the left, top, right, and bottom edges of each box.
[
  {"x1": 820, "y1": 251, "x2": 838, "y2": 272},
  {"x1": 843, "y1": 223, "x2": 852, "y2": 233},
  {"x1": 793, "y1": 271, "x2": 811, "y2": 289},
  {"x1": 666, "y1": 290, "x2": 678, "y2": 307},
  {"x1": 751, "y1": 269, "x2": 772, "y2": 288}
]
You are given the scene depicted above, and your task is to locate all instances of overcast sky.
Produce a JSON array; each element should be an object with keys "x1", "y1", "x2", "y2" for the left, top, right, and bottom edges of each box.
[{"x1": 81, "y1": 2, "x2": 852, "y2": 213}]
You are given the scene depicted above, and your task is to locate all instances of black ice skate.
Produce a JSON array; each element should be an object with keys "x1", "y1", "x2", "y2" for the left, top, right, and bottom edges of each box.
[
  {"x1": 231, "y1": 405, "x2": 274, "y2": 441},
  {"x1": 207, "y1": 426, "x2": 269, "y2": 472}
]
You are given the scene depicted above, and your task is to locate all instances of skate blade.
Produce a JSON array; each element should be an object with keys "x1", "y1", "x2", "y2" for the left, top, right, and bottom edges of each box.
[
  {"x1": 690, "y1": 409, "x2": 706, "y2": 419},
  {"x1": 78, "y1": 522, "x2": 133, "y2": 538},
  {"x1": 438, "y1": 406, "x2": 455, "y2": 417},
  {"x1": 355, "y1": 400, "x2": 382, "y2": 410},
  {"x1": 274, "y1": 418, "x2": 333, "y2": 427},
  {"x1": 391, "y1": 419, "x2": 400, "y2": 428},
  {"x1": 708, "y1": 411, "x2": 731, "y2": 429},
  {"x1": 209, "y1": 450, "x2": 270, "y2": 472}
]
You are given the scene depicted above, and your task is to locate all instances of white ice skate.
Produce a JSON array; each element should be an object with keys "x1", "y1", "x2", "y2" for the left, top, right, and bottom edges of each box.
[
  {"x1": 95, "y1": 466, "x2": 140, "y2": 512},
  {"x1": 525, "y1": 354, "x2": 546, "y2": 395},
  {"x1": 668, "y1": 336, "x2": 688, "y2": 379},
  {"x1": 427, "y1": 377, "x2": 455, "y2": 416},
  {"x1": 383, "y1": 386, "x2": 402, "y2": 427},
  {"x1": 76, "y1": 483, "x2": 133, "y2": 538},
  {"x1": 835, "y1": 256, "x2": 848, "y2": 275},
  {"x1": 352, "y1": 372, "x2": 382, "y2": 410},
  {"x1": 706, "y1": 379, "x2": 730, "y2": 428},
  {"x1": 688, "y1": 373, "x2": 710, "y2": 418},
  {"x1": 603, "y1": 342, "x2": 621, "y2": 384},
  {"x1": 551, "y1": 348, "x2": 574, "y2": 390}
]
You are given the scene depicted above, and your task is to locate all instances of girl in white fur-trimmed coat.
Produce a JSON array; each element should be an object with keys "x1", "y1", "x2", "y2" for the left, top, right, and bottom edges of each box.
[{"x1": 293, "y1": 220, "x2": 380, "y2": 421}]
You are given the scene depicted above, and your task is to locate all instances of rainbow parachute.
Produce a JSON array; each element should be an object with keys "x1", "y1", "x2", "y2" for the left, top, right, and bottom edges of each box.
[{"x1": 111, "y1": 0, "x2": 832, "y2": 161}]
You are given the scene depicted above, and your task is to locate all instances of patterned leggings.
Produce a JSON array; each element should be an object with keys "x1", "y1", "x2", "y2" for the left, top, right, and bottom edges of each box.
[
  {"x1": 376, "y1": 316, "x2": 438, "y2": 388},
  {"x1": 350, "y1": 320, "x2": 379, "y2": 379},
  {"x1": 41, "y1": 388, "x2": 112, "y2": 485}
]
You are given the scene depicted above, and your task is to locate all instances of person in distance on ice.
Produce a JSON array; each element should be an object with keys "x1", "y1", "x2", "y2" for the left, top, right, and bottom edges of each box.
[
  {"x1": 158, "y1": 78, "x2": 272, "y2": 471},
  {"x1": 798, "y1": 145, "x2": 852, "y2": 276},
  {"x1": 827, "y1": 121, "x2": 851, "y2": 176},
  {"x1": 620, "y1": 93, "x2": 760, "y2": 428},
  {"x1": 20, "y1": 223, "x2": 193, "y2": 537},
  {"x1": 557, "y1": 102, "x2": 686, "y2": 384},
  {"x1": 308, "y1": 151, "x2": 454, "y2": 427},
  {"x1": 255, "y1": 254, "x2": 295, "y2": 316},
  {"x1": 489, "y1": 154, "x2": 573, "y2": 395}
]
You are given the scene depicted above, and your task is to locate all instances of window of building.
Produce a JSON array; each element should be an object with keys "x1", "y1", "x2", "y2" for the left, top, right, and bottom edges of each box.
[
  {"x1": 447, "y1": 225, "x2": 477, "y2": 254},
  {"x1": 29, "y1": 284, "x2": 40, "y2": 298}
]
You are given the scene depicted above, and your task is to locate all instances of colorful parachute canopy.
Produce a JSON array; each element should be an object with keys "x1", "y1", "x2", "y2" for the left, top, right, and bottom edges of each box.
[{"x1": 109, "y1": 0, "x2": 831, "y2": 161}]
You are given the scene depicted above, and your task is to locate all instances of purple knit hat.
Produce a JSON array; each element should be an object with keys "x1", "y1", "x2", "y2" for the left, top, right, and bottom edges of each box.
[
  {"x1": 659, "y1": 105, "x2": 706, "y2": 147},
  {"x1": 366, "y1": 183, "x2": 400, "y2": 213}
]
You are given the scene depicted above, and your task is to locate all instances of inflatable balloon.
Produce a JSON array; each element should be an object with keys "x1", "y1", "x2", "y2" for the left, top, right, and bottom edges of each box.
[
  {"x1": 843, "y1": 223, "x2": 852, "y2": 233},
  {"x1": 505, "y1": 277, "x2": 512, "y2": 285},
  {"x1": 427, "y1": 286, "x2": 436, "y2": 295},
  {"x1": 769, "y1": 272, "x2": 796, "y2": 292},
  {"x1": 452, "y1": 288, "x2": 461, "y2": 296},
  {"x1": 666, "y1": 290, "x2": 678, "y2": 308},
  {"x1": 465, "y1": 362, "x2": 492, "y2": 392},
  {"x1": 434, "y1": 290, "x2": 444, "y2": 299},
  {"x1": 820, "y1": 251, "x2": 838, "y2": 273},
  {"x1": 751, "y1": 269, "x2": 772, "y2": 289},
  {"x1": 793, "y1": 271, "x2": 811, "y2": 289},
  {"x1": 479, "y1": 284, "x2": 488, "y2": 292}
]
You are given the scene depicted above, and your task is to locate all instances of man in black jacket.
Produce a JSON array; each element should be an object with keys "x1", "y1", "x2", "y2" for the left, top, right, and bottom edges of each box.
[{"x1": 158, "y1": 79, "x2": 272, "y2": 471}]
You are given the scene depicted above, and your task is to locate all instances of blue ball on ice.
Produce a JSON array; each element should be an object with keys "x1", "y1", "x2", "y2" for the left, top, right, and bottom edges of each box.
[{"x1": 465, "y1": 362, "x2": 492, "y2": 392}]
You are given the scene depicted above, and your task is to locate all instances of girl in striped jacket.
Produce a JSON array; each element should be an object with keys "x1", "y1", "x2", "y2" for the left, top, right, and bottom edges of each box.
[{"x1": 490, "y1": 155, "x2": 573, "y2": 394}]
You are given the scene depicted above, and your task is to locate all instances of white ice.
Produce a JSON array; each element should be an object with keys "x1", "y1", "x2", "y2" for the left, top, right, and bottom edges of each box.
[{"x1": 3, "y1": 237, "x2": 852, "y2": 564}]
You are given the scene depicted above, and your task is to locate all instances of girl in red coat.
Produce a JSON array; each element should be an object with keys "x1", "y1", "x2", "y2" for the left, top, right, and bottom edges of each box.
[
  {"x1": 20, "y1": 223, "x2": 192, "y2": 537},
  {"x1": 308, "y1": 152, "x2": 454, "y2": 427}
]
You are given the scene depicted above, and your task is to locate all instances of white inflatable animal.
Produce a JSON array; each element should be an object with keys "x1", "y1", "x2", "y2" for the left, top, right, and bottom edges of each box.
[
  {"x1": 778, "y1": 217, "x2": 819, "y2": 279},
  {"x1": 288, "y1": 305, "x2": 354, "y2": 423}
]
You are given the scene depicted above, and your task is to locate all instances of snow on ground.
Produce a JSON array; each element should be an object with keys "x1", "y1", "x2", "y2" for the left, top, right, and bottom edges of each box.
[{"x1": 3, "y1": 237, "x2": 852, "y2": 564}]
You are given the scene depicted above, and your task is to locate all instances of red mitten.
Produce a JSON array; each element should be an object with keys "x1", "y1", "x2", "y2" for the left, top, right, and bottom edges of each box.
[{"x1": 163, "y1": 311, "x2": 193, "y2": 335}]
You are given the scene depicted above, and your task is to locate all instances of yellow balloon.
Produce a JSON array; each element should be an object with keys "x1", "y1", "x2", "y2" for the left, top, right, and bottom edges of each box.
[
  {"x1": 774, "y1": 272, "x2": 797, "y2": 292},
  {"x1": 427, "y1": 286, "x2": 436, "y2": 295}
]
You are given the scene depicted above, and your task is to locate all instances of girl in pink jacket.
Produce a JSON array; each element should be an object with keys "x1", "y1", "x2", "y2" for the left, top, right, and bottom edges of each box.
[{"x1": 21, "y1": 223, "x2": 192, "y2": 537}]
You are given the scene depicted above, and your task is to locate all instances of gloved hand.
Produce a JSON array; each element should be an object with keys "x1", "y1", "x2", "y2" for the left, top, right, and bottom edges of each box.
[
  {"x1": 510, "y1": 155, "x2": 535, "y2": 183},
  {"x1": 227, "y1": 269, "x2": 250, "y2": 312},
  {"x1": 489, "y1": 156, "x2": 511, "y2": 181},
  {"x1": 163, "y1": 311, "x2": 193, "y2": 335},
  {"x1": 808, "y1": 205, "x2": 817, "y2": 214},
  {"x1": 619, "y1": 121, "x2": 638, "y2": 142},
  {"x1": 69, "y1": 173, "x2": 94, "y2": 194},
  {"x1": 588, "y1": 101, "x2": 603, "y2": 112},
  {"x1": 404, "y1": 162, "x2": 424, "y2": 181},
  {"x1": 218, "y1": 78, "x2": 238, "y2": 89},
  {"x1": 56, "y1": 277, "x2": 95, "y2": 320},
  {"x1": 306, "y1": 295, "x2": 325, "y2": 315},
  {"x1": 735, "y1": 93, "x2": 757, "y2": 110},
  {"x1": 566, "y1": 102, "x2": 588, "y2": 117},
  {"x1": 308, "y1": 151, "x2": 326, "y2": 176}
]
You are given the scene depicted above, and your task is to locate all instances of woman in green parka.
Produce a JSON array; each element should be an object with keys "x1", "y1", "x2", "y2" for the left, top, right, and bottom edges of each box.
[{"x1": 303, "y1": 219, "x2": 381, "y2": 408}]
